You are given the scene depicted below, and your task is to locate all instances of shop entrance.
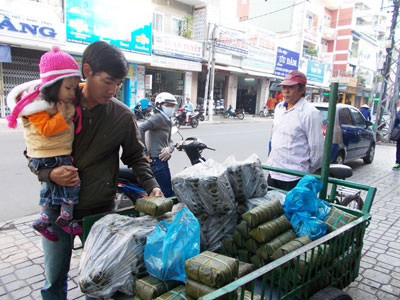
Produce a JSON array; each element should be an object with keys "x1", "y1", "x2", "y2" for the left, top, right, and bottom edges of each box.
[
  {"x1": 236, "y1": 77, "x2": 259, "y2": 114},
  {"x1": 145, "y1": 68, "x2": 184, "y2": 101}
]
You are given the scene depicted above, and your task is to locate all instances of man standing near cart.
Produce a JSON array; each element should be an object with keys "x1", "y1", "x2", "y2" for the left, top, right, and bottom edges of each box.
[{"x1": 267, "y1": 71, "x2": 324, "y2": 191}]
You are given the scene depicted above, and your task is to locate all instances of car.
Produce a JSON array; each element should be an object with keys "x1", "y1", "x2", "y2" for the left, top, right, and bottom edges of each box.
[{"x1": 313, "y1": 103, "x2": 376, "y2": 164}]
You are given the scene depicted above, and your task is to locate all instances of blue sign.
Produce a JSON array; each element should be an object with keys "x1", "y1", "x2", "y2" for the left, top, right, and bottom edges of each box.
[
  {"x1": 274, "y1": 47, "x2": 299, "y2": 77},
  {"x1": 307, "y1": 60, "x2": 325, "y2": 83},
  {"x1": 66, "y1": 0, "x2": 152, "y2": 55},
  {"x1": 0, "y1": 45, "x2": 11, "y2": 62}
]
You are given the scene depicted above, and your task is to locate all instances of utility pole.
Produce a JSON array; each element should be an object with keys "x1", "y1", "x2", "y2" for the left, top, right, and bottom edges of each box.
[
  {"x1": 374, "y1": 0, "x2": 400, "y2": 140},
  {"x1": 203, "y1": 23, "x2": 217, "y2": 122}
]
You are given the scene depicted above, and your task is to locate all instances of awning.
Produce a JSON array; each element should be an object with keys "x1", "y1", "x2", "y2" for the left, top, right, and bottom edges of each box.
[
  {"x1": 214, "y1": 65, "x2": 246, "y2": 73},
  {"x1": 242, "y1": 68, "x2": 282, "y2": 80}
]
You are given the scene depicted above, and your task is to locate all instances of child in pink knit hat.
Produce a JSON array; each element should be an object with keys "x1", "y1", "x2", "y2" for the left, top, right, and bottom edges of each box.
[{"x1": 7, "y1": 46, "x2": 82, "y2": 241}]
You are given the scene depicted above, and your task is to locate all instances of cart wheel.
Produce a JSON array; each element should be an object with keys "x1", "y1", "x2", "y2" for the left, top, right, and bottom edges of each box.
[{"x1": 309, "y1": 288, "x2": 352, "y2": 300}]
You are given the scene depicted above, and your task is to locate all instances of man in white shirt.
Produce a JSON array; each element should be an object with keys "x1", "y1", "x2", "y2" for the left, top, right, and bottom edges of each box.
[
  {"x1": 183, "y1": 97, "x2": 194, "y2": 123},
  {"x1": 267, "y1": 71, "x2": 324, "y2": 191}
]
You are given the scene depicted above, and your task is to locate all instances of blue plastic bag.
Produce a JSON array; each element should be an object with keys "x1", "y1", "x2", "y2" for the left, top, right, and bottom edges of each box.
[
  {"x1": 290, "y1": 211, "x2": 327, "y2": 240},
  {"x1": 144, "y1": 208, "x2": 200, "y2": 282}
]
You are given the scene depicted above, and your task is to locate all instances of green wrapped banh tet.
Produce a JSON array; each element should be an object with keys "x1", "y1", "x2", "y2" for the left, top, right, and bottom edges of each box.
[
  {"x1": 257, "y1": 229, "x2": 297, "y2": 259},
  {"x1": 185, "y1": 279, "x2": 234, "y2": 300},
  {"x1": 249, "y1": 214, "x2": 292, "y2": 243},
  {"x1": 135, "y1": 196, "x2": 174, "y2": 217},
  {"x1": 323, "y1": 206, "x2": 357, "y2": 232},
  {"x1": 156, "y1": 285, "x2": 194, "y2": 300},
  {"x1": 238, "y1": 261, "x2": 256, "y2": 278},
  {"x1": 222, "y1": 237, "x2": 237, "y2": 256},
  {"x1": 270, "y1": 235, "x2": 312, "y2": 261},
  {"x1": 242, "y1": 199, "x2": 284, "y2": 228},
  {"x1": 185, "y1": 251, "x2": 239, "y2": 288},
  {"x1": 244, "y1": 238, "x2": 260, "y2": 254},
  {"x1": 232, "y1": 232, "x2": 245, "y2": 248},
  {"x1": 237, "y1": 249, "x2": 250, "y2": 262},
  {"x1": 249, "y1": 254, "x2": 266, "y2": 268},
  {"x1": 236, "y1": 220, "x2": 251, "y2": 239},
  {"x1": 135, "y1": 276, "x2": 180, "y2": 300}
]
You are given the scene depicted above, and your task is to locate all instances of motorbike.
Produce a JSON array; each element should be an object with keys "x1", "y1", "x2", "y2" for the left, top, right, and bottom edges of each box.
[
  {"x1": 174, "y1": 107, "x2": 199, "y2": 128},
  {"x1": 223, "y1": 105, "x2": 245, "y2": 120},
  {"x1": 134, "y1": 105, "x2": 153, "y2": 120},
  {"x1": 116, "y1": 129, "x2": 214, "y2": 207},
  {"x1": 195, "y1": 106, "x2": 205, "y2": 121},
  {"x1": 259, "y1": 105, "x2": 274, "y2": 118}
]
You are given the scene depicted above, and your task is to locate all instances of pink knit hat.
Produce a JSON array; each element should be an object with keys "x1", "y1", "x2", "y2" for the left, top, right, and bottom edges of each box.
[{"x1": 7, "y1": 46, "x2": 81, "y2": 128}]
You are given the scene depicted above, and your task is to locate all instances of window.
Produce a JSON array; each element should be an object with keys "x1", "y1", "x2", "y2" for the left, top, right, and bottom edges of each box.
[
  {"x1": 306, "y1": 14, "x2": 313, "y2": 28},
  {"x1": 339, "y1": 108, "x2": 353, "y2": 125},
  {"x1": 171, "y1": 17, "x2": 184, "y2": 36},
  {"x1": 153, "y1": 12, "x2": 163, "y2": 32},
  {"x1": 350, "y1": 108, "x2": 366, "y2": 127}
]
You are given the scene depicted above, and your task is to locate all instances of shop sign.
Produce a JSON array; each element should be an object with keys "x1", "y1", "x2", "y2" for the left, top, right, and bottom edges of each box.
[
  {"x1": 274, "y1": 47, "x2": 299, "y2": 77},
  {"x1": 216, "y1": 27, "x2": 248, "y2": 57},
  {"x1": 307, "y1": 60, "x2": 325, "y2": 83},
  {"x1": 151, "y1": 55, "x2": 202, "y2": 72},
  {"x1": 0, "y1": 2, "x2": 64, "y2": 44},
  {"x1": 66, "y1": 0, "x2": 151, "y2": 55},
  {"x1": 153, "y1": 32, "x2": 202, "y2": 62}
]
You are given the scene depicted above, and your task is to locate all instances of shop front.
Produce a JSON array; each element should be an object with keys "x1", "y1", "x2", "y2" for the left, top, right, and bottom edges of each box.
[{"x1": 236, "y1": 76, "x2": 259, "y2": 114}]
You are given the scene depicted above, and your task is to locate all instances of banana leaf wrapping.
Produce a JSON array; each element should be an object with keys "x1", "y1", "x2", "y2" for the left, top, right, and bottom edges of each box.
[
  {"x1": 237, "y1": 249, "x2": 250, "y2": 262},
  {"x1": 244, "y1": 190, "x2": 286, "y2": 211},
  {"x1": 257, "y1": 229, "x2": 297, "y2": 260},
  {"x1": 223, "y1": 237, "x2": 237, "y2": 256},
  {"x1": 78, "y1": 204, "x2": 185, "y2": 298},
  {"x1": 270, "y1": 235, "x2": 312, "y2": 261},
  {"x1": 236, "y1": 221, "x2": 251, "y2": 239},
  {"x1": 323, "y1": 206, "x2": 357, "y2": 232},
  {"x1": 244, "y1": 238, "x2": 260, "y2": 254},
  {"x1": 249, "y1": 215, "x2": 292, "y2": 243},
  {"x1": 238, "y1": 261, "x2": 256, "y2": 278},
  {"x1": 185, "y1": 279, "x2": 235, "y2": 300},
  {"x1": 156, "y1": 286, "x2": 194, "y2": 300},
  {"x1": 232, "y1": 231, "x2": 245, "y2": 248},
  {"x1": 135, "y1": 276, "x2": 179, "y2": 300},
  {"x1": 135, "y1": 197, "x2": 174, "y2": 217},
  {"x1": 249, "y1": 254, "x2": 266, "y2": 268},
  {"x1": 242, "y1": 199, "x2": 285, "y2": 228},
  {"x1": 171, "y1": 159, "x2": 236, "y2": 215},
  {"x1": 185, "y1": 251, "x2": 239, "y2": 288},
  {"x1": 197, "y1": 212, "x2": 237, "y2": 252},
  {"x1": 223, "y1": 154, "x2": 268, "y2": 203}
]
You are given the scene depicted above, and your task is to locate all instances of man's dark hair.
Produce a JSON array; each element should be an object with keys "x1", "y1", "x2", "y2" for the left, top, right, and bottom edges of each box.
[
  {"x1": 82, "y1": 41, "x2": 128, "y2": 79},
  {"x1": 41, "y1": 80, "x2": 63, "y2": 104}
]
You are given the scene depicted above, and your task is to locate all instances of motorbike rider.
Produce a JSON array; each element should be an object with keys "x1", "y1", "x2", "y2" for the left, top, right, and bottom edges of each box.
[
  {"x1": 139, "y1": 92, "x2": 178, "y2": 197},
  {"x1": 183, "y1": 97, "x2": 194, "y2": 124}
]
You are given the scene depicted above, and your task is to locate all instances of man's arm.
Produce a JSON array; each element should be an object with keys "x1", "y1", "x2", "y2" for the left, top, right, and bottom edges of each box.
[{"x1": 307, "y1": 110, "x2": 325, "y2": 173}]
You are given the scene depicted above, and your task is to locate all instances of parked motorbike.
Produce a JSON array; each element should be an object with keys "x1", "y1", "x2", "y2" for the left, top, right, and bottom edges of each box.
[
  {"x1": 195, "y1": 106, "x2": 205, "y2": 121},
  {"x1": 174, "y1": 107, "x2": 199, "y2": 128},
  {"x1": 134, "y1": 105, "x2": 153, "y2": 120},
  {"x1": 223, "y1": 105, "x2": 245, "y2": 120},
  {"x1": 259, "y1": 106, "x2": 274, "y2": 118}
]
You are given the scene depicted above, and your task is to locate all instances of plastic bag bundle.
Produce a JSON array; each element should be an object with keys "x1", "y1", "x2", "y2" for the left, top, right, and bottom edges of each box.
[
  {"x1": 249, "y1": 215, "x2": 292, "y2": 243},
  {"x1": 135, "y1": 276, "x2": 179, "y2": 300},
  {"x1": 144, "y1": 208, "x2": 200, "y2": 282},
  {"x1": 244, "y1": 190, "x2": 286, "y2": 212},
  {"x1": 223, "y1": 154, "x2": 268, "y2": 202},
  {"x1": 79, "y1": 205, "x2": 185, "y2": 298},
  {"x1": 135, "y1": 196, "x2": 174, "y2": 217},
  {"x1": 185, "y1": 251, "x2": 239, "y2": 288},
  {"x1": 172, "y1": 159, "x2": 236, "y2": 215},
  {"x1": 242, "y1": 199, "x2": 285, "y2": 228},
  {"x1": 197, "y1": 212, "x2": 237, "y2": 252}
]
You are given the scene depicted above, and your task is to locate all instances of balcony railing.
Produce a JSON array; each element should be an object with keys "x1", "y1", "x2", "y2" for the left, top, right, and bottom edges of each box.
[
  {"x1": 176, "y1": 0, "x2": 207, "y2": 6},
  {"x1": 321, "y1": 26, "x2": 337, "y2": 40}
]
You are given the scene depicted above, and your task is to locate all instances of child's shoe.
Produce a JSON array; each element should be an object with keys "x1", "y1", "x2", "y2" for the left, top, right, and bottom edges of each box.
[
  {"x1": 393, "y1": 163, "x2": 400, "y2": 170},
  {"x1": 32, "y1": 220, "x2": 59, "y2": 242},
  {"x1": 56, "y1": 217, "x2": 82, "y2": 235}
]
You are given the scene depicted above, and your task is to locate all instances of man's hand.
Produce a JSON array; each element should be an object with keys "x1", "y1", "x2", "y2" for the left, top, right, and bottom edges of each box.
[
  {"x1": 49, "y1": 165, "x2": 79, "y2": 187},
  {"x1": 149, "y1": 187, "x2": 163, "y2": 197},
  {"x1": 159, "y1": 147, "x2": 172, "y2": 162}
]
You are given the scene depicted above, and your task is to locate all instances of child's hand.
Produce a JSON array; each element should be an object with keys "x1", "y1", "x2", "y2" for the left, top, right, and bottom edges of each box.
[{"x1": 56, "y1": 101, "x2": 67, "y2": 118}]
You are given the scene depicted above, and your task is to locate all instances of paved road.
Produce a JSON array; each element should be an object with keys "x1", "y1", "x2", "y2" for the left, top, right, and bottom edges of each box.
[{"x1": 1, "y1": 116, "x2": 399, "y2": 299}]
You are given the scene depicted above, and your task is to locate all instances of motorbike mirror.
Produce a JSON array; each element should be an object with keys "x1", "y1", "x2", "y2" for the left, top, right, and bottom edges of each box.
[{"x1": 171, "y1": 126, "x2": 184, "y2": 140}]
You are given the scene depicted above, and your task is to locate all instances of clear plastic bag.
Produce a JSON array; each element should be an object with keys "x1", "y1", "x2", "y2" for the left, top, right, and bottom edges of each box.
[
  {"x1": 78, "y1": 204, "x2": 186, "y2": 298},
  {"x1": 224, "y1": 154, "x2": 268, "y2": 202},
  {"x1": 144, "y1": 208, "x2": 200, "y2": 282}
]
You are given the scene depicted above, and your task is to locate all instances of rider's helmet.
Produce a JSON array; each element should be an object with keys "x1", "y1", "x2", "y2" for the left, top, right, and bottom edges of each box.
[{"x1": 155, "y1": 92, "x2": 178, "y2": 110}]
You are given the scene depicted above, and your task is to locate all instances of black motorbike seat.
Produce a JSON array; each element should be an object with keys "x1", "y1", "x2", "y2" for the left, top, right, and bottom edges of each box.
[{"x1": 328, "y1": 164, "x2": 353, "y2": 179}]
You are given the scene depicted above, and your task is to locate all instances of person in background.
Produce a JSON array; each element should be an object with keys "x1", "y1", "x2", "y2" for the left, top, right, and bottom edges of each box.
[
  {"x1": 7, "y1": 46, "x2": 83, "y2": 241},
  {"x1": 393, "y1": 108, "x2": 400, "y2": 170},
  {"x1": 267, "y1": 71, "x2": 324, "y2": 191},
  {"x1": 26, "y1": 41, "x2": 162, "y2": 300},
  {"x1": 360, "y1": 104, "x2": 371, "y2": 121},
  {"x1": 183, "y1": 97, "x2": 194, "y2": 124},
  {"x1": 139, "y1": 92, "x2": 178, "y2": 197}
]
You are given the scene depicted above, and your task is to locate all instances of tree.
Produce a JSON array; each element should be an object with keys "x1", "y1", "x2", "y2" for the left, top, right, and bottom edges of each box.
[{"x1": 180, "y1": 16, "x2": 193, "y2": 39}]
